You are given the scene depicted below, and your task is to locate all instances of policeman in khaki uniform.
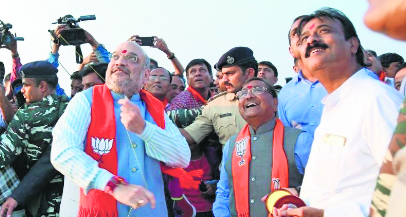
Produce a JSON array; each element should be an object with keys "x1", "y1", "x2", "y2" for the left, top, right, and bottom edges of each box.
[{"x1": 180, "y1": 47, "x2": 257, "y2": 146}]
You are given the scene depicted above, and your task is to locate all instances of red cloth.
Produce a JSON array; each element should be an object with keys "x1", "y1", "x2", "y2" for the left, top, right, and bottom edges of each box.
[
  {"x1": 232, "y1": 120, "x2": 288, "y2": 217},
  {"x1": 162, "y1": 98, "x2": 169, "y2": 108},
  {"x1": 378, "y1": 71, "x2": 386, "y2": 82},
  {"x1": 79, "y1": 84, "x2": 119, "y2": 217},
  {"x1": 183, "y1": 154, "x2": 213, "y2": 212},
  {"x1": 187, "y1": 86, "x2": 207, "y2": 105}
]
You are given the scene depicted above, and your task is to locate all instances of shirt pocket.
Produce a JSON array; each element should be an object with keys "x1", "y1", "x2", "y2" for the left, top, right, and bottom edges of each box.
[
  {"x1": 215, "y1": 113, "x2": 237, "y2": 141},
  {"x1": 313, "y1": 135, "x2": 346, "y2": 191}
]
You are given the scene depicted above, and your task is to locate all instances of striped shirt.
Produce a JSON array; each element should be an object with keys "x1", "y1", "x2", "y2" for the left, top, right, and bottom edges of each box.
[{"x1": 51, "y1": 89, "x2": 191, "y2": 193}]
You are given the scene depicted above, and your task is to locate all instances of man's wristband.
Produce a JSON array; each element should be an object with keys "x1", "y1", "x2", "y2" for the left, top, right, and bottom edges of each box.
[
  {"x1": 105, "y1": 176, "x2": 128, "y2": 195},
  {"x1": 167, "y1": 52, "x2": 175, "y2": 60},
  {"x1": 12, "y1": 53, "x2": 19, "y2": 59}
]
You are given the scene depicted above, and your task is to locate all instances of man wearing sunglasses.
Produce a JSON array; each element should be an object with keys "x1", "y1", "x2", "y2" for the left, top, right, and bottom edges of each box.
[{"x1": 213, "y1": 77, "x2": 309, "y2": 217}]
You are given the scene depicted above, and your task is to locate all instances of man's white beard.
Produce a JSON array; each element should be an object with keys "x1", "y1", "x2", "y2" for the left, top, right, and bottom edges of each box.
[{"x1": 106, "y1": 74, "x2": 141, "y2": 97}]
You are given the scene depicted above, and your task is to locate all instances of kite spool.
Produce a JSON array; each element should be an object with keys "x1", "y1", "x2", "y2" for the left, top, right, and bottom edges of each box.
[{"x1": 266, "y1": 189, "x2": 306, "y2": 216}]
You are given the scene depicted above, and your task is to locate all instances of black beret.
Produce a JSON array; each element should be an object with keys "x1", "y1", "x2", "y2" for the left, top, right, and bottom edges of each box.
[
  {"x1": 20, "y1": 61, "x2": 58, "y2": 78},
  {"x1": 216, "y1": 47, "x2": 256, "y2": 70}
]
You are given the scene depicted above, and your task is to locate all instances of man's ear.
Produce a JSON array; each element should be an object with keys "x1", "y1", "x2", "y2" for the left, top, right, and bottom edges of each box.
[
  {"x1": 143, "y1": 68, "x2": 151, "y2": 85},
  {"x1": 39, "y1": 81, "x2": 48, "y2": 92},
  {"x1": 349, "y1": 37, "x2": 359, "y2": 54},
  {"x1": 273, "y1": 97, "x2": 278, "y2": 112},
  {"x1": 246, "y1": 68, "x2": 255, "y2": 78},
  {"x1": 289, "y1": 46, "x2": 295, "y2": 58}
]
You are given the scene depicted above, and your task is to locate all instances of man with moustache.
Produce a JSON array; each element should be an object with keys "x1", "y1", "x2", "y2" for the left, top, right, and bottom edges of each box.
[
  {"x1": 51, "y1": 41, "x2": 190, "y2": 216},
  {"x1": 180, "y1": 47, "x2": 256, "y2": 147},
  {"x1": 278, "y1": 15, "x2": 327, "y2": 147},
  {"x1": 365, "y1": 0, "x2": 406, "y2": 216},
  {"x1": 274, "y1": 8, "x2": 403, "y2": 217},
  {"x1": 214, "y1": 77, "x2": 309, "y2": 217}
]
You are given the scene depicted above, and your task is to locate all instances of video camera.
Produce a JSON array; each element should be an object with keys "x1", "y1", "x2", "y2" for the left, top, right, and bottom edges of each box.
[
  {"x1": 50, "y1": 14, "x2": 96, "y2": 46},
  {"x1": 49, "y1": 14, "x2": 96, "y2": 63},
  {"x1": 0, "y1": 20, "x2": 24, "y2": 47}
]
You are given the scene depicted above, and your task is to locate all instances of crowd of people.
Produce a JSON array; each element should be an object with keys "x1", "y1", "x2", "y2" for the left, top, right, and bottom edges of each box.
[{"x1": 0, "y1": 1, "x2": 404, "y2": 217}]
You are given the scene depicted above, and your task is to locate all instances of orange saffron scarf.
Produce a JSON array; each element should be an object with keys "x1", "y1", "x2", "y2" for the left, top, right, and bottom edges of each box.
[
  {"x1": 187, "y1": 86, "x2": 207, "y2": 105},
  {"x1": 232, "y1": 119, "x2": 288, "y2": 217},
  {"x1": 79, "y1": 84, "x2": 165, "y2": 216}
]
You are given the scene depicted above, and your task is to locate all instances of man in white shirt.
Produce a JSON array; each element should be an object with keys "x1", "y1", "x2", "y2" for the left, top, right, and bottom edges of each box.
[{"x1": 274, "y1": 7, "x2": 403, "y2": 217}]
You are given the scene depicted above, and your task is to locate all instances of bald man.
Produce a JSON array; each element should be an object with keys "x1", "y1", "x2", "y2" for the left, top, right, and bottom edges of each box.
[{"x1": 51, "y1": 41, "x2": 190, "y2": 216}]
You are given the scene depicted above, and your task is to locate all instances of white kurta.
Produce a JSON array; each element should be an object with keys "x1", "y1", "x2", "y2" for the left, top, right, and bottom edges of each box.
[{"x1": 300, "y1": 68, "x2": 403, "y2": 216}]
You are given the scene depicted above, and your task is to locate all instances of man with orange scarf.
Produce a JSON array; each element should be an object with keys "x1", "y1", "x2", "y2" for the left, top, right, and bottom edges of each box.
[
  {"x1": 213, "y1": 77, "x2": 310, "y2": 217},
  {"x1": 51, "y1": 41, "x2": 191, "y2": 217},
  {"x1": 167, "y1": 59, "x2": 220, "y2": 217}
]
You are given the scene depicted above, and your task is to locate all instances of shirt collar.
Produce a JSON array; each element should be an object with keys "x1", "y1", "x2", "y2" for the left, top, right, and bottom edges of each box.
[
  {"x1": 322, "y1": 68, "x2": 366, "y2": 107},
  {"x1": 296, "y1": 70, "x2": 320, "y2": 85},
  {"x1": 111, "y1": 91, "x2": 141, "y2": 101},
  {"x1": 226, "y1": 92, "x2": 237, "y2": 101},
  {"x1": 295, "y1": 70, "x2": 304, "y2": 83}
]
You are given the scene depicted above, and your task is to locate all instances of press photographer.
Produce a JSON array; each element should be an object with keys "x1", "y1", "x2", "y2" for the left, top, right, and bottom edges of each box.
[{"x1": 48, "y1": 15, "x2": 105, "y2": 64}]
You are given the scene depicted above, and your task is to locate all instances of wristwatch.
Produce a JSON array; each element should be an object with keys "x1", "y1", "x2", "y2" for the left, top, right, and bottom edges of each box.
[{"x1": 167, "y1": 52, "x2": 175, "y2": 60}]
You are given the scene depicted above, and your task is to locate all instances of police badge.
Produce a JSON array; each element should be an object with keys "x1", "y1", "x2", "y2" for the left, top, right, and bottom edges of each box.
[{"x1": 227, "y1": 56, "x2": 234, "y2": 64}]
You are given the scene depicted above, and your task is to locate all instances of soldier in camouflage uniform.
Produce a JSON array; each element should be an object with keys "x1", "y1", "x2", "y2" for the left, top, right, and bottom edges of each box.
[{"x1": 0, "y1": 61, "x2": 68, "y2": 217}]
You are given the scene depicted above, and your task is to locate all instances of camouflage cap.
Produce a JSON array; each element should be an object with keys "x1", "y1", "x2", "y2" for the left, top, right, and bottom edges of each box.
[
  {"x1": 215, "y1": 47, "x2": 255, "y2": 70},
  {"x1": 20, "y1": 61, "x2": 58, "y2": 78}
]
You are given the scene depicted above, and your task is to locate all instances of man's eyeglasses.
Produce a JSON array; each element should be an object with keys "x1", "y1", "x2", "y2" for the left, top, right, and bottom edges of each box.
[
  {"x1": 110, "y1": 53, "x2": 138, "y2": 63},
  {"x1": 149, "y1": 75, "x2": 169, "y2": 82},
  {"x1": 236, "y1": 86, "x2": 275, "y2": 99}
]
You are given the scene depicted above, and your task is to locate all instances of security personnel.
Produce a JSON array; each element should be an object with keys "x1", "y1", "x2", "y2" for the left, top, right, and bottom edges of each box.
[
  {"x1": 180, "y1": 47, "x2": 257, "y2": 146},
  {"x1": 0, "y1": 61, "x2": 68, "y2": 217}
]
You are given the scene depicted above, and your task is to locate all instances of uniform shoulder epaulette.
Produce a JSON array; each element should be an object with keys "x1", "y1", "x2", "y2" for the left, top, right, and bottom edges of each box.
[{"x1": 208, "y1": 91, "x2": 227, "y2": 103}]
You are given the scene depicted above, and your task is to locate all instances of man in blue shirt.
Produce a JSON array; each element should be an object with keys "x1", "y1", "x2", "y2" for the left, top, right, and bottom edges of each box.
[{"x1": 278, "y1": 15, "x2": 327, "y2": 143}]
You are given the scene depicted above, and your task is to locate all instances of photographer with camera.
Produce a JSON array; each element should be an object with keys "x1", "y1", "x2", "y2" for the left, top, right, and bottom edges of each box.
[
  {"x1": 128, "y1": 35, "x2": 185, "y2": 76},
  {"x1": 48, "y1": 24, "x2": 109, "y2": 69},
  {"x1": 0, "y1": 41, "x2": 25, "y2": 138},
  {"x1": 48, "y1": 24, "x2": 109, "y2": 97}
]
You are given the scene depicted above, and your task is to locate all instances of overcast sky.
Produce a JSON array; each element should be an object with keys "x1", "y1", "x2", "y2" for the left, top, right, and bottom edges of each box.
[{"x1": 2, "y1": 0, "x2": 405, "y2": 95}]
